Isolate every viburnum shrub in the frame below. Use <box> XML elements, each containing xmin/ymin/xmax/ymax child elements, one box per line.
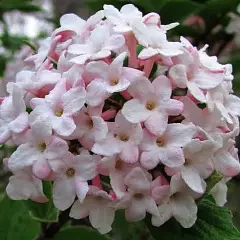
<box><xmin>1</xmin><ymin>3</ymin><xmax>240</xmax><ymax>235</ymax></box>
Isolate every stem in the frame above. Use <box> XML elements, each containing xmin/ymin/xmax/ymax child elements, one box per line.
<box><xmin>143</xmin><ymin>58</ymin><xmax>155</xmax><ymax>78</ymax></box>
<box><xmin>125</xmin><ymin>32</ymin><xmax>138</xmax><ymax>68</ymax></box>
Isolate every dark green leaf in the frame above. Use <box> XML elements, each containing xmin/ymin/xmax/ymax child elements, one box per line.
<box><xmin>25</xmin><ymin>181</ymin><xmax>59</xmax><ymax>223</ymax></box>
<box><xmin>0</xmin><ymin>3</ymin><xmax>42</xmax><ymax>12</ymax></box>
<box><xmin>53</xmin><ymin>226</ymin><xmax>111</xmax><ymax>240</ymax></box>
<box><xmin>0</xmin><ymin>55</ymin><xmax>6</xmax><ymax>77</ymax></box>
<box><xmin>205</xmin><ymin>171</ymin><xmax>223</xmax><ymax>193</ymax></box>
<box><xmin>112</xmin><ymin>210</ymin><xmax>153</xmax><ymax>240</ymax></box>
<box><xmin>145</xmin><ymin>197</ymin><xmax>240</xmax><ymax>240</ymax></box>
<box><xmin>0</xmin><ymin>195</ymin><xmax>40</xmax><ymax>240</ymax></box>
<box><xmin>158</xmin><ymin>0</ymin><xmax>201</xmax><ymax>23</ymax></box>
<box><xmin>198</xmin><ymin>0</ymin><xmax>240</xmax><ymax>23</ymax></box>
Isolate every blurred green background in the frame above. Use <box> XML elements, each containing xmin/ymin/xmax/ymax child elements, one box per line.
<box><xmin>0</xmin><ymin>0</ymin><xmax>240</xmax><ymax>237</ymax></box>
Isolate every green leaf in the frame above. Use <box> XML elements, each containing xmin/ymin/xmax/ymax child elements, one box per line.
<box><xmin>0</xmin><ymin>195</ymin><xmax>40</xmax><ymax>240</ymax></box>
<box><xmin>25</xmin><ymin>181</ymin><xmax>59</xmax><ymax>223</ymax></box>
<box><xmin>145</xmin><ymin>197</ymin><xmax>240</xmax><ymax>240</ymax></box>
<box><xmin>158</xmin><ymin>0</ymin><xmax>201</xmax><ymax>23</ymax></box>
<box><xmin>198</xmin><ymin>0</ymin><xmax>240</xmax><ymax>22</ymax></box>
<box><xmin>0</xmin><ymin>55</ymin><xmax>6</xmax><ymax>77</ymax></box>
<box><xmin>112</xmin><ymin>210</ymin><xmax>153</xmax><ymax>240</ymax></box>
<box><xmin>0</xmin><ymin>2</ymin><xmax>42</xmax><ymax>12</ymax></box>
<box><xmin>53</xmin><ymin>226</ymin><xmax>111</xmax><ymax>240</ymax></box>
<box><xmin>205</xmin><ymin>171</ymin><xmax>223</xmax><ymax>193</ymax></box>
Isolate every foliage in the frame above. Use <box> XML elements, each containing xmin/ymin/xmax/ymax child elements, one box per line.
<box><xmin>144</xmin><ymin>197</ymin><xmax>240</xmax><ymax>240</ymax></box>
<box><xmin>0</xmin><ymin>195</ymin><xmax>40</xmax><ymax>240</ymax></box>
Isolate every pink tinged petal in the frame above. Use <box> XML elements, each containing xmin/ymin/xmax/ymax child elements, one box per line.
<box><xmin>6</xmin><ymin>176</ymin><xmax>34</xmax><ymax>200</ymax></box>
<box><xmin>86</xmin><ymin>80</ymin><xmax>110</xmax><ymax>107</ymax></box>
<box><xmin>79</xmin><ymin>135</ymin><xmax>94</xmax><ymax>151</ymax></box>
<box><xmin>124</xmin><ymin>167</ymin><xmax>150</xmax><ymax>192</ymax></box>
<box><xmin>165</xmin><ymin>123</ymin><xmax>196</xmax><ymax>148</ymax></box>
<box><xmin>121</xmin><ymin>68</ymin><xmax>144</xmax><ymax>84</ymax></box>
<box><xmin>70</xmin><ymin>54</ymin><xmax>91</xmax><ymax>65</ymax></box>
<box><xmin>143</xmin><ymin>12</ymin><xmax>160</xmax><ymax>25</ymax></box>
<box><xmin>140</xmin><ymin>151</ymin><xmax>160</xmax><ymax>170</ymax></box>
<box><xmin>152</xmin><ymin>75</ymin><xmax>172</xmax><ymax>101</ymax></box>
<box><xmin>151</xmin><ymin>203</ymin><xmax>172</xmax><ymax>227</ymax></box>
<box><xmin>172</xmin><ymin>195</ymin><xmax>197</xmax><ymax>228</ymax></box>
<box><xmin>114</xmin><ymin>25</ymin><xmax>132</xmax><ymax>33</ymax></box>
<box><xmin>68</xmin><ymin>44</ymin><xmax>89</xmax><ymax>55</ymax></box>
<box><xmin>86</xmin><ymin>10</ymin><xmax>104</xmax><ymax>27</ymax></box>
<box><xmin>33</xmin><ymin>158</ymin><xmax>51</xmax><ymax>180</ymax></box>
<box><xmin>109</xmin><ymin>52</ymin><xmax>126</xmax><ymax>80</ymax></box>
<box><xmin>8</xmin><ymin>143</ymin><xmax>40</xmax><ymax>171</ymax></box>
<box><xmin>86</xmin><ymin>61</ymin><xmax>108</xmax><ymax>77</ymax></box>
<box><xmin>169</xmin><ymin>64</ymin><xmax>188</xmax><ymax>88</ymax></box>
<box><xmin>125</xmin><ymin>197</ymin><xmax>147</xmax><ymax>222</ymax></box>
<box><xmin>106</xmin><ymin>78</ymin><xmax>130</xmax><ymax>93</ymax></box>
<box><xmin>164</xmin><ymin>147</ymin><xmax>185</xmax><ymax>168</ymax></box>
<box><xmin>162</xmin><ymin>99</ymin><xmax>184</xmax><ymax>116</ymax></box>
<box><xmin>192</xmin><ymin>70</ymin><xmax>223</xmax><ymax>89</ymax></box>
<box><xmin>214</xmin><ymin>151</ymin><xmax>240</xmax><ymax>177</ymax></box>
<box><xmin>181</xmin><ymin>167</ymin><xmax>206</xmax><ymax>194</ymax></box>
<box><xmin>158</xmin><ymin>47</ymin><xmax>183</xmax><ymax>57</ymax></box>
<box><xmin>0</xmin><ymin>122</ymin><xmax>11</xmax><ymax>144</ymax></box>
<box><xmin>145</xmin><ymin>111</ymin><xmax>168</xmax><ymax>136</ymax></box>
<box><xmin>138</xmin><ymin>47</ymin><xmax>159</xmax><ymax>59</ymax></box>
<box><xmin>60</xmin><ymin>14</ymin><xmax>86</xmax><ymax>33</ymax></box>
<box><xmin>226</xmin><ymin>95</ymin><xmax>240</xmax><ymax>116</ymax></box>
<box><xmin>151</xmin><ymin>185</ymin><xmax>170</xmax><ymax>204</ymax></box>
<box><xmin>140</xmin><ymin>129</ymin><xmax>159</xmax><ymax>152</ymax></box>
<box><xmin>122</xmin><ymin>99</ymin><xmax>151</xmax><ymax>123</ymax></box>
<box><xmin>92</xmin><ymin>135</ymin><xmax>121</xmax><ymax>157</ymax></box>
<box><xmin>119</xmin><ymin>143</ymin><xmax>139</xmax><ymax>163</ymax></box>
<box><xmin>187</xmin><ymin>81</ymin><xmax>206</xmax><ymax>103</ymax></box>
<box><xmin>52</xmin><ymin>116</ymin><xmax>76</xmax><ymax>136</ymax></box>
<box><xmin>29</xmin><ymin>105</ymin><xmax>51</xmax><ymax>124</ymax></box>
<box><xmin>12</xmin><ymin>84</ymin><xmax>25</xmax><ymax>113</ymax></box>
<box><xmin>74</xmin><ymin>154</ymin><xmax>100</xmax><ymax>181</ymax></box>
<box><xmin>98</xmin><ymin>156</ymin><xmax>116</xmax><ymax>174</ymax></box>
<box><xmin>104</xmin><ymin>4</ymin><xmax>124</xmax><ymax>25</ymax></box>
<box><xmin>89</xmin><ymin>205</ymin><xmax>115</xmax><ymax>234</ymax></box>
<box><xmin>145</xmin><ymin>196</ymin><xmax>160</xmax><ymax>217</ymax></box>
<box><xmin>45</xmin><ymin>136</ymin><xmax>68</xmax><ymax>159</ymax></box>
<box><xmin>127</xmin><ymin>76</ymin><xmax>152</xmax><ymax>99</ymax></box>
<box><xmin>30</xmin><ymin>176</ymin><xmax>48</xmax><ymax>203</ymax></box>
<box><xmin>75</xmin><ymin>178</ymin><xmax>89</xmax><ymax>203</ymax></box>
<box><xmin>104</xmin><ymin>34</ymin><xmax>125</xmax><ymax>51</ymax></box>
<box><xmin>120</xmin><ymin>4</ymin><xmax>142</xmax><ymax>17</ymax></box>
<box><xmin>63</xmin><ymin>87</ymin><xmax>86</xmax><ymax>115</ymax></box>
<box><xmin>70</xmin><ymin>200</ymin><xmax>90</xmax><ymax>219</ymax></box>
<box><xmin>91</xmin><ymin>49</ymin><xmax>111</xmax><ymax>60</ymax></box>
<box><xmin>210</xmin><ymin>180</ymin><xmax>227</xmax><ymax>207</ymax></box>
<box><xmin>53</xmin><ymin>177</ymin><xmax>75</xmax><ymax>210</ymax></box>
<box><xmin>110</xmin><ymin>171</ymin><xmax>126</xmax><ymax>198</ymax></box>
<box><xmin>216</xmin><ymin>102</ymin><xmax>233</xmax><ymax>124</ymax></box>
<box><xmin>92</xmin><ymin>116</ymin><xmax>108</xmax><ymax>141</ymax></box>
<box><xmin>31</xmin><ymin>117</ymin><xmax>52</xmax><ymax>142</ymax></box>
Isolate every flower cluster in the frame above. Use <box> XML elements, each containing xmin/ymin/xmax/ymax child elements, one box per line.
<box><xmin>2</xmin><ymin>4</ymin><xmax>240</xmax><ymax>234</ymax></box>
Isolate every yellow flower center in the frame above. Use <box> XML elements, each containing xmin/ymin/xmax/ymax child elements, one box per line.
<box><xmin>88</xmin><ymin>119</ymin><xmax>93</xmax><ymax>129</ymax></box>
<box><xmin>119</xmin><ymin>134</ymin><xmax>129</xmax><ymax>142</ymax></box>
<box><xmin>66</xmin><ymin>168</ymin><xmax>75</xmax><ymax>177</ymax></box>
<box><xmin>115</xmin><ymin>158</ymin><xmax>124</xmax><ymax>170</ymax></box>
<box><xmin>38</xmin><ymin>142</ymin><xmax>46</xmax><ymax>152</ymax></box>
<box><xmin>156</xmin><ymin>136</ymin><xmax>164</xmax><ymax>147</ymax></box>
<box><xmin>110</xmin><ymin>78</ymin><xmax>119</xmax><ymax>86</ymax></box>
<box><xmin>55</xmin><ymin>109</ymin><xmax>63</xmax><ymax>117</ymax></box>
<box><xmin>146</xmin><ymin>101</ymin><xmax>156</xmax><ymax>111</ymax></box>
<box><xmin>133</xmin><ymin>193</ymin><xmax>144</xmax><ymax>200</ymax></box>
